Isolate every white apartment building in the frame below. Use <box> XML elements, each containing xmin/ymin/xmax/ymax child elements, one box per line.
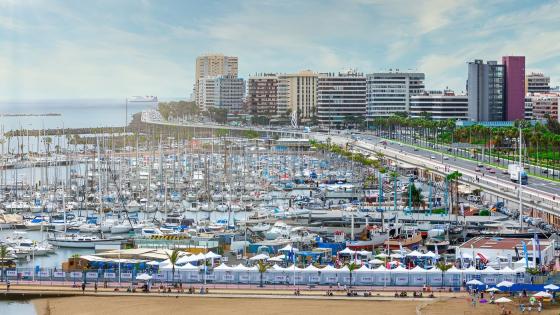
<box><xmin>366</xmin><ymin>71</ymin><xmax>425</xmax><ymax>119</ymax></box>
<box><xmin>410</xmin><ymin>90</ymin><xmax>469</xmax><ymax>121</ymax></box>
<box><xmin>194</xmin><ymin>54</ymin><xmax>238</xmax><ymax>107</ymax></box>
<box><xmin>317</xmin><ymin>70</ymin><xmax>366</xmax><ymax>127</ymax></box>
<box><xmin>197</xmin><ymin>75</ymin><xmax>245</xmax><ymax>112</ymax></box>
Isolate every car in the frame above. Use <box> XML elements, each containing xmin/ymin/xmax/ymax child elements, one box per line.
<box><xmin>430</xmin><ymin>156</ymin><xmax>436</xmax><ymax>159</ymax></box>
<box><xmin>447</xmin><ymin>148</ymin><xmax>452</xmax><ymax>152</ymax></box>
<box><xmin>475</xmin><ymin>167</ymin><xmax>481</xmax><ymax>172</ymax></box>
<box><xmin>489</xmin><ymin>169</ymin><xmax>496</xmax><ymax>174</ymax></box>
<box><xmin>478</xmin><ymin>163</ymin><xmax>484</xmax><ymax>168</ymax></box>
<box><xmin>443</xmin><ymin>156</ymin><xmax>449</xmax><ymax>160</ymax></box>
<box><xmin>413</xmin><ymin>148</ymin><xmax>419</xmax><ymax>151</ymax></box>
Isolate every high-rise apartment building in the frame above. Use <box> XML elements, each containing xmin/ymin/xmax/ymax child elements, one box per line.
<box><xmin>277</xmin><ymin>70</ymin><xmax>318</xmax><ymax>120</ymax></box>
<box><xmin>525</xmin><ymin>97</ymin><xmax>533</xmax><ymax>120</ymax></box>
<box><xmin>247</xmin><ymin>74</ymin><xmax>278</xmax><ymax>116</ymax></box>
<box><xmin>317</xmin><ymin>70</ymin><xmax>366</xmax><ymax>127</ymax></box>
<box><xmin>502</xmin><ymin>56</ymin><xmax>525</xmax><ymax>121</ymax></box>
<box><xmin>467</xmin><ymin>60</ymin><xmax>505</xmax><ymax>121</ymax></box>
<box><xmin>410</xmin><ymin>90</ymin><xmax>469</xmax><ymax>121</ymax></box>
<box><xmin>366</xmin><ymin>71</ymin><xmax>425</xmax><ymax>119</ymax></box>
<box><xmin>526</xmin><ymin>72</ymin><xmax>551</xmax><ymax>94</ymax></box>
<box><xmin>194</xmin><ymin>54</ymin><xmax>238</xmax><ymax>107</ymax></box>
<box><xmin>197</xmin><ymin>75</ymin><xmax>245</xmax><ymax>112</ymax></box>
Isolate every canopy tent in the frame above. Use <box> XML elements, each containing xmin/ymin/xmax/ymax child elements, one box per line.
<box><xmin>486</xmin><ymin>287</ymin><xmax>501</xmax><ymax>292</ymax></box>
<box><xmin>544</xmin><ymin>284</ymin><xmax>560</xmax><ymax>290</ymax></box>
<box><xmin>466</xmin><ymin>279</ymin><xmax>484</xmax><ymax>286</ymax></box>
<box><xmin>533</xmin><ymin>291</ymin><xmax>553</xmax><ymax>298</ymax></box>
<box><xmin>495</xmin><ymin>297</ymin><xmax>512</xmax><ymax>303</ymax></box>
<box><xmin>213</xmin><ymin>263</ymin><xmax>232</xmax><ymax>271</ymax></box>
<box><xmin>232</xmin><ymin>263</ymin><xmax>250</xmax><ymax>271</ymax></box>
<box><xmin>146</xmin><ymin>261</ymin><xmax>160</xmax><ymax>266</ymax></box>
<box><xmin>496</xmin><ymin>281</ymin><xmax>514</xmax><ymax>288</ymax></box>
<box><xmin>421</xmin><ymin>251</ymin><xmax>438</xmax><ymax>259</ymax></box>
<box><xmin>406</xmin><ymin>250</ymin><xmax>423</xmax><ymax>257</ymax></box>
<box><xmin>375</xmin><ymin>253</ymin><xmax>389</xmax><ymax>259</ymax></box>
<box><xmin>320</xmin><ymin>265</ymin><xmax>339</xmax><ymax>273</ymax></box>
<box><xmin>369</xmin><ymin>259</ymin><xmax>385</xmax><ymax>265</ymax></box>
<box><xmin>390</xmin><ymin>253</ymin><xmax>403</xmax><ymax>259</ymax></box>
<box><xmin>249</xmin><ymin>253</ymin><xmax>270</xmax><ymax>261</ymax></box>
<box><xmin>136</xmin><ymin>273</ymin><xmax>152</xmax><ymax>281</ymax></box>
<box><xmin>411</xmin><ymin>266</ymin><xmax>426</xmax><ymax>272</ymax></box>
<box><xmin>279</xmin><ymin>244</ymin><xmax>299</xmax><ymax>252</ymax></box>
<box><xmin>338</xmin><ymin>247</ymin><xmax>356</xmax><ymax>255</ymax></box>
<box><xmin>204</xmin><ymin>251</ymin><xmax>222</xmax><ymax>259</ymax></box>
<box><xmin>267</xmin><ymin>255</ymin><xmax>286</xmax><ymax>262</ymax></box>
<box><xmin>271</xmin><ymin>264</ymin><xmax>285</xmax><ymax>271</ymax></box>
<box><xmin>355</xmin><ymin>265</ymin><xmax>372</xmax><ymax>273</ymax></box>
<box><xmin>302</xmin><ymin>264</ymin><xmax>321</xmax><ymax>272</ymax></box>
<box><xmin>176</xmin><ymin>263</ymin><xmax>199</xmax><ymax>271</ymax></box>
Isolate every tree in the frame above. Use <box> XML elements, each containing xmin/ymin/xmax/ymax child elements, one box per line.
<box><xmin>347</xmin><ymin>262</ymin><xmax>359</xmax><ymax>288</ymax></box>
<box><xmin>0</xmin><ymin>244</ymin><xmax>7</xmax><ymax>282</ymax></box>
<box><xmin>166</xmin><ymin>249</ymin><xmax>181</xmax><ymax>284</ymax></box>
<box><xmin>435</xmin><ymin>261</ymin><xmax>452</xmax><ymax>288</ymax></box>
<box><xmin>257</xmin><ymin>260</ymin><xmax>268</xmax><ymax>287</ymax></box>
<box><xmin>445</xmin><ymin>171</ymin><xmax>463</xmax><ymax>214</ymax></box>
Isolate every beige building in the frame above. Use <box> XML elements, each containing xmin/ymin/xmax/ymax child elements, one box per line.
<box><xmin>194</xmin><ymin>54</ymin><xmax>238</xmax><ymax>107</ymax></box>
<box><xmin>277</xmin><ymin>70</ymin><xmax>318</xmax><ymax>121</ymax></box>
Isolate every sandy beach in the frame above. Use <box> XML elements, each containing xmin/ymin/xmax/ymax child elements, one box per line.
<box><xmin>31</xmin><ymin>295</ymin><xmax>560</xmax><ymax>315</ymax></box>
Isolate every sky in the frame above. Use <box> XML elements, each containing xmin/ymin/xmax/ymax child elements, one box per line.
<box><xmin>1</xmin><ymin>0</ymin><xmax>559</xmax><ymax>100</ymax></box>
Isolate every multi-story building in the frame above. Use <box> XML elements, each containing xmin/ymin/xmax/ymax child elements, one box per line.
<box><xmin>194</xmin><ymin>54</ymin><xmax>238</xmax><ymax>107</ymax></box>
<box><xmin>525</xmin><ymin>96</ymin><xmax>533</xmax><ymax>120</ymax></box>
<box><xmin>467</xmin><ymin>60</ymin><xmax>505</xmax><ymax>121</ymax></box>
<box><xmin>214</xmin><ymin>75</ymin><xmax>245</xmax><ymax>112</ymax></box>
<box><xmin>410</xmin><ymin>90</ymin><xmax>469</xmax><ymax>121</ymax></box>
<box><xmin>197</xmin><ymin>75</ymin><xmax>245</xmax><ymax>112</ymax></box>
<box><xmin>528</xmin><ymin>93</ymin><xmax>560</xmax><ymax>121</ymax></box>
<box><xmin>317</xmin><ymin>70</ymin><xmax>366</xmax><ymax>127</ymax></box>
<box><xmin>502</xmin><ymin>56</ymin><xmax>525</xmax><ymax>121</ymax></box>
<box><xmin>247</xmin><ymin>74</ymin><xmax>278</xmax><ymax>116</ymax></box>
<box><xmin>526</xmin><ymin>72</ymin><xmax>550</xmax><ymax>94</ymax></box>
<box><xmin>277</xmin><ymin>70</ymin><xmax>318</xmax><ymax>121</ymax></box>
<box><xmin>366</xmin><ymin>71</ymin><xmax>425</xmax><ymax>119</ymax></box>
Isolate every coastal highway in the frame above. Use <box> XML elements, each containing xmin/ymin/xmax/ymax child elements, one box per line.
<box><xmin>311</xmin><ymin>132</ymin><xmax>560</xmax><ymax>216</ymax></box>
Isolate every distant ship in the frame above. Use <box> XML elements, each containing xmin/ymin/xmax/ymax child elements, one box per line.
<box><xmin>127</xmin><ymin>96</ymin><xmax>158</xmax><ymax>102</ymax></box>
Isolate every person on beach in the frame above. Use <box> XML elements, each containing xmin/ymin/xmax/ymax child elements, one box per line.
<box><xmin>94</xmin><ymin>282</ymin><xmax>98</xmax><ymax>293</ymax></box>
<box><xmin>82</xmin><ymin>282</ymin><xmax>86</xmax><ymax>294</ymax></box>
<box><xmin>6</xmin><ymin>280</ymin><xmax>10</xmax><ymax>291</ymax></box>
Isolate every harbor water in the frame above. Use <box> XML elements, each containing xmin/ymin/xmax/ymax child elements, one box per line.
<box><xmin>0</xmin><ymin>300</ymin><xmax>37</xmax><ymax>315</ymax></box>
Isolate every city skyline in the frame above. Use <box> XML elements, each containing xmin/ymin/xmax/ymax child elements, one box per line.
<box><xmin>1</xmin><ymin>0</ymin><xmax>560</xmax><ymax>100</ymax></box>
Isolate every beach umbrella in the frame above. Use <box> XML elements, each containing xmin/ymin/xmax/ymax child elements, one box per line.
<box><xmin>544</xmin><ymin>284</ymin><xmax>560</xmax><ymax>291</ymax></box>
<box><xmin>249</xmin><ymin>253</ymin><xmax>270</xmax><ymax>261</ymax></box>
<box><xmin>375</xmin><ymin>253</ymin><xmax>389</xmax><ymax>259</ymax></box>
<box><xmin>136</xmin><ymin>273</ymin><xmax>152</xmax><ymax>281</ymax></box>
<box><xmin>495</xmin><ymin>297</ymin><xmax>512</xmax><ymax>304</ymax></box>
<box><xmin>486</xmin><ymin>287</ymin><xmax>501</xmax><ymax>292</ymax></box>
<box><xmin>533</xmin><ymin>291</ymin><xmax>552</xmax><ymax>298</ymax></box>
<box><xmin>496</xmin><ymin>281</ymin><xmax>514</xmax><ymax>288</ymax></box>
<box><xmin>466</xmin><ymin>279</ymin><xmax>484</xmax><ymax>286</ymax></box>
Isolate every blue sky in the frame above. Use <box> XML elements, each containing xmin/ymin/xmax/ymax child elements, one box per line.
<box><xmin>1</xmin><ymin>0</ymin><xmax>559</xmax><ymax>100</ymax></box>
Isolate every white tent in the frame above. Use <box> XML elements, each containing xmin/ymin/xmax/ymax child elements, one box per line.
<box><xmin>136</xmin><ymin>273</ymin><xmax>152</xmax><ymax>281</ymax></box>
<box><xmin>544</xmin><ymin>284</ymin><xmax>560</xmax><ymax>290</ymax></box>
<box><xmin>466</xmin><ymin>279</ymin><xmax>484</xmax><ymax>286</ymax></box>
<box><xmin>146</xmin><ymin>261</ymin><xmax>160</xmax><ymax>266</ymax></box>
<box><xmin>204</xmin><ymin>251</ymin><xmax>222</xmax><ymax>259</ymax></box>
<box><xmin>500</xmin><ymin>267</ymin><xmax>515</xmax><ymax>274</ymax></box>
<box><xmin>279</xmin><ymin>244</ymin><xmax>299</xmax><ymax>252</ymax></box>
<box><xmin>390</xmin><ymin>253</ymin><xmax>403</xmax><ymax>259</ymax></box>
<box><xmin>302</xmin><ymin>264</ymin><xmax>320</xmax><ymax>272</ymax></box>
<box><xmin>213</xmin><ymin>263</ymin><xmax>232</xmax><ymax>271</ymax></box>
<box><xmin>496</xmin><ymin>280</ymin><xmax>514</xmax><ymax>288</ymax></box>
<box><xmin>284</xmin><ymin>264</ymin><xmax>302</xmax><ymax>271</ymax></box>
<box><xmin>232</xmin><ymin>263</ymin><xmax>249</xmax><ymax>271</ymax></box>
<box><xmin>446</xmin><ymin>266</ymin><xmax>462</xmax><ymax>274</ymax></box>
<box><xmin>338</xmin><ymin>247</ymin><xmax>355</xmax><ymax>255</ymax></box>
<box><xmin>533</xmin><ymin>291</ymin><xmax>553</xmax><ymax>298</ymax></box>
<box><xmin>481</xmin><ymin>266</ymin><xmax>498</xmax><ymax>274</ymax></box>
<box><xmin>421</xmin><ymin>251</ymin><xmax>438</xmax><ymax>258</ymax></box>
<box><xmin>249</xmin><ymin>253</ymin><xmax>270</xmax><ymax>261</ymax></box>
<box><xmin>267</xmin><ymin>255</ymin><xmax>286</xmax><ymax>262</ymax></box>
<box><xmin>271</xmin><ymin>264</ymin><xmax>285</xmax><ymax>271</ymax></box>
<box><xmin>369</xmin><ymin>258</ymin><xmax>385</xmax><ymax>265</ymax></box>
<box><xmin>372</xmin><ymin>266</ymin><xmax>388</xmax><ymax>272</ymax></box>
<box><xmin>406</xmin><ymin>250</ymin><xmax>423</xmax><ymax>257</ymax></box>
<box><xmin>411</xmin><ymin>266</ymin><xmax>426</xmax><ymax>272</ymax></box>
<box><xmin>176</xmin><ymin>263</ymin><xmax>199</xmax><ymax>271</ymax></box>
<box><xmin>495</xmin><ymin>297</ymin><xmax>512</xmax><ymax>303</ymax></box>
<box><xmin>355</xmin><ymin>265</ymin><xmax>372</xmax><ymax>273</ymax></box>
<box><xmin>375</xmin><ymin>253</ymin><xmax>389</xmax><ymax>259</ymax></box>
<box><xmin>486</xmin><ymin>287</ymin><xmax>501</xmax><ymax>292</ymax></box>
<box><xmin>320</xmin><ymin>265</ymin><xmax>339</xmax><ymax>273</ymax></box>
<box><xmin>358</xmin><ymin>250</ymin><xmax>371</xmax><ymax>256</ymax></box>
<box><xmin>392</xmin><ymin>265</ymin><xmax>409</xmax><ymax>273</ymax></box>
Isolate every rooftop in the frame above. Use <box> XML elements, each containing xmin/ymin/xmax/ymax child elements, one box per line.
<box><xmin>459</xmin><ymin>236</ymin><xmax>551</xmax><ymax>251</ymax></box>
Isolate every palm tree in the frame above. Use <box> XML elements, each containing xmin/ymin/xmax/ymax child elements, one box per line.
<box><xmin>0</xmin><ymin>244</ymin><xmax>8</xmax><ymax>282</ymax></box>
<box><xmin>347</xmin><ymin>262</ymin><xmax>359</xmax><ymax>288</ymax></box>
<box><xmin>445</xmin><ymin>171</ymin><xmax>462</xmax><ymax>214</ymax></box>
<box><xmin>257</xmin><ymin>260</ymin><xmax>268</xmax><ymax>287</ymax></box>
<box><xmin>166</xmin><ymin>249</ymin><xmax>181</xmax><ymax>284</ymax></box>
<box><xmin>435</xmin><ymin>261</ymin><xmax>452</xmax><ymax>288</ymax></box>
